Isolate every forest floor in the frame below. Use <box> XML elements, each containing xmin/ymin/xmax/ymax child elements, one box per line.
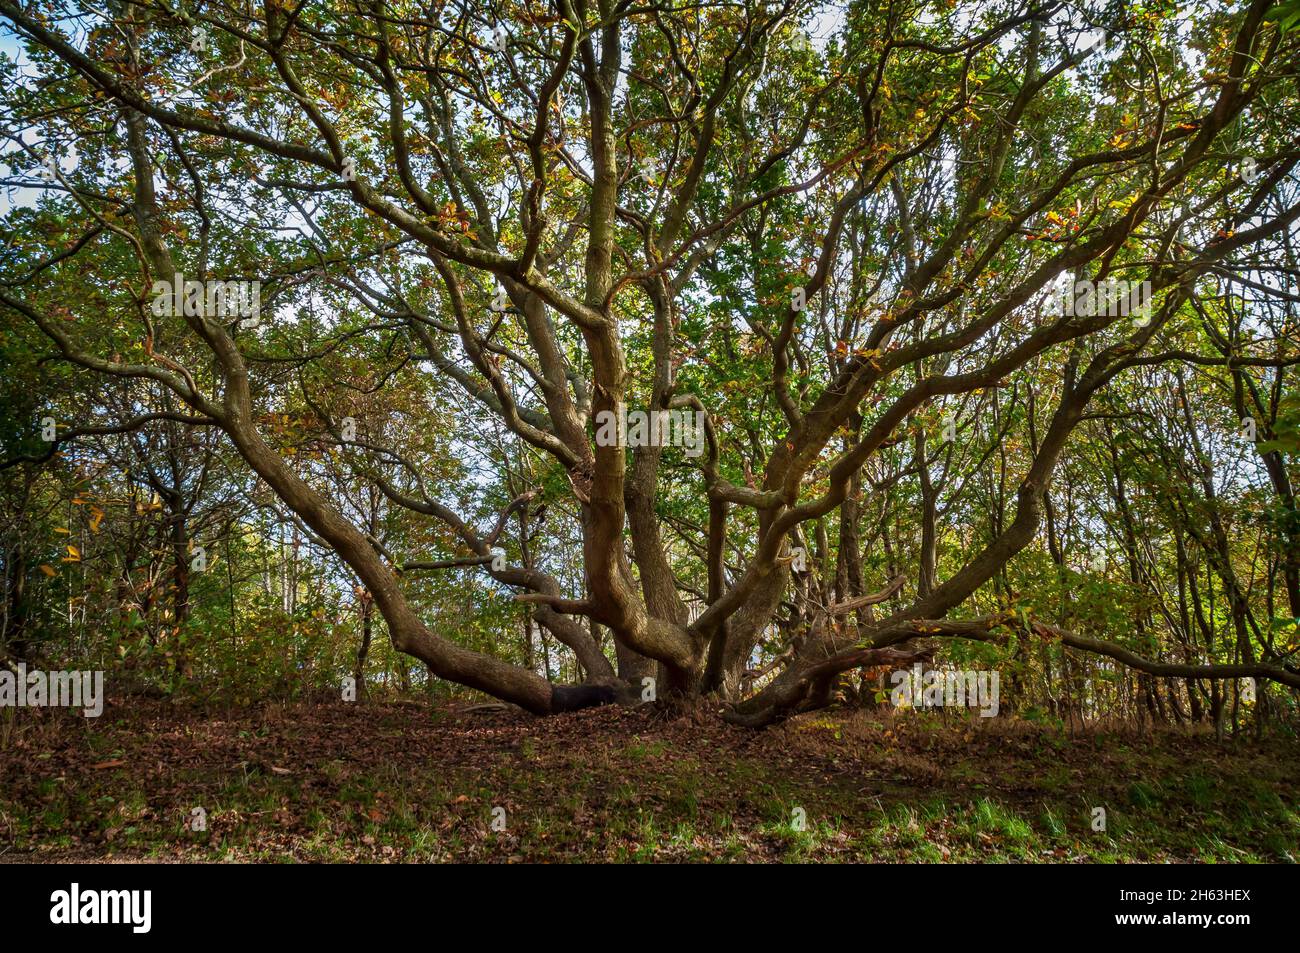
<box><xmin>1</xmin><ymin>699</ymin><xmax>1297</xmax><ymax>863</ymax></box>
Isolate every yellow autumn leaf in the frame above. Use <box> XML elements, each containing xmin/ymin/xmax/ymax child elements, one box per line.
<box><xmin>39</xmin><ymin>564</ymin><xmax>57</xmax><ymax>577</ymax></box>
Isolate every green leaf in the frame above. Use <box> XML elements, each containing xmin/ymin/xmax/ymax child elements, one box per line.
<box><xmin>1265</xmin><ymin>0</ymin><xmax>1300</xmax><ymax>32</ymax></box>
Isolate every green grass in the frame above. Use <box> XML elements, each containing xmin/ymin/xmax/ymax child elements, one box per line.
<box><xmin>3</xmin><ymin>702</ymin><xmax>1297</xmax><ymax>863</ymax></box>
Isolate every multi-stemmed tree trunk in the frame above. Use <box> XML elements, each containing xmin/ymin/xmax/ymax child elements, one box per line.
<box><xmin>2</xmin><ymin>0</ymin><xmax>1299</xmax><ymax>724</ymax></box>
